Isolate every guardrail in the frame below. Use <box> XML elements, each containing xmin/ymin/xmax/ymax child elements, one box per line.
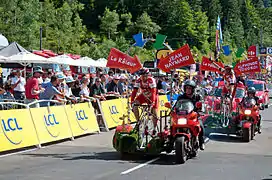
<box><xmin>0</xmin><ymin>95</ymin><xmax>170</xmax><ymax>154</ymax></box>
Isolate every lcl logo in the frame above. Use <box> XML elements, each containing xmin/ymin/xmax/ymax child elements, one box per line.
<box><xmin>75</xmin><ymin>110</ymin><xmax>89</xmax><ymax>131</ymax></box>
<box><xmin>76</xmin><ymin>110</ymin><xmax>88</xmax><ymax>120</ymax></box>
<box><xmin>44</xmin><ymin>114</ymin><xmax>60</xmax><ymax>138</ymax></box>
<box><xmin>44</xmin><ymin>114</ymin><xmax>59</xmax><ymax>126</ymax></box>
<box><xmin>109</xmin><ymin>106</ymin><xmax>119</xmax><ymax>114</ymax></box>
<box><xmin>1</xmin><ymin>118</ymin><xmax>23</xmax><ymax>145</ymax></box>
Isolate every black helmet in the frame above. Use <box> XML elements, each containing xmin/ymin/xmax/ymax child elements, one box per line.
<box><xmin>248</xmin><ymin>87</ymin><xmax>256</xmax><ymax>94</ymax></box>
<box><xmin>183</xmin><ymin>80</ymin><xmax>196</xmax><ymax>92</ymax></box>
<box><xmin>138</xmin><ymin>68</ymin><xmax>149</xmax><ymax>75</ymax></box>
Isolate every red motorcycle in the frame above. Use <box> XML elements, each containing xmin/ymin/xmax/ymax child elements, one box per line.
<box><xmin>236</xmin><ymin>97</ymin><xmax>261</xmax><ymax>142</ymax></box>
<box><xmin>165</xmin><ymin>100</ymin><xmax>202</xmax><ymax>164</ymax></box>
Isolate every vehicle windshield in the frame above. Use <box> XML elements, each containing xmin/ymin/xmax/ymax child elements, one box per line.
<box><xmin>250</xmin><ymin>83</ymin><xmax>264</xmax><ymax>91</ymax></box>
<box><xmin>174</xmin><ymin>100</ymin><xmax>194</xmax><ymax>114</ymax></box>
<box><xmin>213</xmin><ymin>88</ymin><xmax>222</xmax><ymax>97</ymax></box>
<box><xmin>243</xmin><ymin>97</ymin><xmax>256</xmax><ymax>108</ymax></box>
<box><xmin>267</xmin><ymin>83</ymin><xmax>272</xmax><ymax>90</ymax></box>
<box><xmin>213</xmin><ymin>87</ymin><xmax>245</xmax><ymax>98</ymax></box>
<box><xmin>236</xmin><ymin>88</ymin><xmax>245</xmax><ymax>98</ymax></box>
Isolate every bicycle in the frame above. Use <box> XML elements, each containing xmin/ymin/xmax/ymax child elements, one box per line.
<box><xmin>220</xmin><ymin>94</ymin><xmax>231</xmax><ymax>127</ymax></box>
<box><xmin>133</xmin><ymin>104</ymin><xmax>159</xmax><ymax>150</ymax></box>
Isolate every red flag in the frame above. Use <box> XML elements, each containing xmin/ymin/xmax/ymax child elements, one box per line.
<box><xmin>107</xmin><ymin>48</ymin><xmax>142</xmax><ymax>73</ymax></box>
<box><xmin>234</xmin><ymin>57</ymin><xmax>261</xmax><ymax>75</ymax></box>
<box><xmin>200</xmin><ymin>56</ymin><xmax>224</xmax><ymax>73</ymax></box>
<box><xmin>247</xmin><ymin>45</ymin><xmax>257</xmax><ymax>58</ymax></box>
<box><xmin>157</xmin><ymin>44</ymin><xmax>195</xmax><ymax>72</ymax></box>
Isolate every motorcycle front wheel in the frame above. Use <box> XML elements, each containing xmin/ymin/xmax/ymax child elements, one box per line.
<box><xmin>175</xmin><ymin>136</ymin><xmax>187</xmax><ymax>164</ymax></box>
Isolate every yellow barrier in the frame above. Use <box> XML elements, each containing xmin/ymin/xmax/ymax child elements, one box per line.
<box><xmin>100</xmin><ymin>98</ymin><xmax>130</xmax><ymax>129</ymax></box>
<box><xmin>0</xmin><ymin>109</ymin><xmax>39</xmax><ymax>152</ymax></box>
<box><xmin>101</xmin><ymin>96</ymin><xmax>170</xmax><ymax>129</ymax></box>
<box><xmin>30</xmin><ymin>106</ymin><xmax>72</xmax><ymax>144</ymax></box>
<box><xmin>65</xmin><ymin>103</ymin><xmax>99</xmax><ymax>137</ymax></box>
<box><xmin>158</xmin><ymin>95</ymin><xmax>170</xmax><ymax>113</ymax></box>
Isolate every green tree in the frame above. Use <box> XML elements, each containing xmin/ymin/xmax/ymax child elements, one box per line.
<box><xmin>201</xmin><ymin>0</ymin><xmax>222</xmax><ymax>25</ymax></box>
<box><xmin>99</xmin><ymin>8</ymin><xmax>121</xmax><ymax>39</ymax></box>
<box><xmin>130</xmin><ymin>12</ymin><xmax>161</xmax><ymax>37</ymax></box>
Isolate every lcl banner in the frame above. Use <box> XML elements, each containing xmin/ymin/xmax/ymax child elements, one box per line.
<box><xmin>234</xmin><ymin>57</ymin><xmax>261</xmax><ymax>75</ymax></box>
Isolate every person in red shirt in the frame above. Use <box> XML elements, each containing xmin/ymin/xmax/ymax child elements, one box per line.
<box><xmin>131</xmin><ymin>68</ymin><xmax>159</xmax><ymax>135</ymax></box>
<box><xmin>25</xmin><ymin>66</ymin><xmax>44</xmax><ymax>108</ymax></box>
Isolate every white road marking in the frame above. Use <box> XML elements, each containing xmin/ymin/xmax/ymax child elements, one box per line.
<box><xmin>120</xmin><ymin>157</ymin><xmax>160</xmax><ymax>175</ymax></box>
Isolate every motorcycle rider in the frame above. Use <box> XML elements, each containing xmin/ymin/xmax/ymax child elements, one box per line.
<box><xmin>176</xmin><ymin>80</ymin><xmax>205</xmax><ymax>150</ymax></box>
<box><xmin>131</xmin><ymin>68</ymin><xmax>159</xmax><ymax>135</ymax></box>
<box><xmin>240</xmin><ymin>87</ymin><xmax>262</xmax><ymax>133</ymax></box>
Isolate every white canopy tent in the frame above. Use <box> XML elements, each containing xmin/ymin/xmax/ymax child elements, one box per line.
<box><xmin>8</xmin><ymin>52</ymin><xmax>54</xmax><ymax>64</ymax></box>
<box><xmin>96</xmin><ymin>58</ymin><xmax>107</xmax><ymax>67</ymax></box>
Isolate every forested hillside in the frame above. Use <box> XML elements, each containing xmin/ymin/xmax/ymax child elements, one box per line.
<box><xmin>0</xmin><ymin>0</ymin><xmax>271</xmax><ymax>62</ymax></box>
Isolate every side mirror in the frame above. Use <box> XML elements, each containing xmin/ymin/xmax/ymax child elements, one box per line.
<box><xmin>164</xmin><ymin>102</ymin><xmax>171</xmax><ymax>109</ymax></box>
<box><xmin>196</xmin><ymin>102</ymin><xmax>202</xmax><ymax>109</ymax></box>
<box><xmin>235</xmin><ymin>99</ymin><xmax>240</xmax><ymax>103</ymax></box>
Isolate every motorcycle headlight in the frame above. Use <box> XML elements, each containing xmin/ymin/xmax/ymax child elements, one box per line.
<box><xmin>177</xmin><ymin>118</ymin><xmax>187</xmax><ymax>125</ymax></box>
<box><xmin>244</xmin><ymin>109</ymin><xmax>251</xmax><ymax>115</ymax></box>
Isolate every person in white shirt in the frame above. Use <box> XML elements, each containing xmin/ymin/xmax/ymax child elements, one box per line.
<box><xmin>11</xmin><ymin>70</ymin><xmax>26</xmax><ymax>100</ymax></box>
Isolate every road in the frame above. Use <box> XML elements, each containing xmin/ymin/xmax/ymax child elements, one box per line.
<box><xmin>1</xmin><ymin>108</ymin><xmax>272</xmax><ymax>180</ymax></box>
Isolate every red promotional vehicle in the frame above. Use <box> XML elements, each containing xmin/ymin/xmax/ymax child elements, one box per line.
<box><xmin>205</xmin><ymin>81</ymin><xmax>245</xmax><ymax>114</ymax></box>
<box><xmin>246</xmin><ymin>80</ymin><xmax>269</xmax><ymax>109</ymax></box>
<box><xmin>164</xmin><ymin>100</ymin><xmax>205</xmax><ymax>164</ymax></box>
<box><xmin>236</xmin><ymin>97</ymin><xmax>261</xmax><ymax>142</ymax></box>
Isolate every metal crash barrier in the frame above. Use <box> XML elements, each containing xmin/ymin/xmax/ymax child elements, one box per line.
<box><xmin>0</xmin><ymin>95</ymin><xmax>170</xmax><ymax>153</ymax></box>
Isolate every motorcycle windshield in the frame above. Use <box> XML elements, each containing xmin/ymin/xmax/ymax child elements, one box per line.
<box><xmin>243</xmin><ymin>98</ymin><xmax>256</xmax><ymax>108</ymax></box>
<box><xmin>174</xmin><ymin>100</ymin><xmax>194</xmax><ymax>115</ymax></box>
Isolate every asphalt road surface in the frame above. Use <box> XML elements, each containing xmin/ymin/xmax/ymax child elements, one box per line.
<box><xmin>1</xmin><ymin>108</ymin><xmax>272</xmax><ymax>180</ymax></box>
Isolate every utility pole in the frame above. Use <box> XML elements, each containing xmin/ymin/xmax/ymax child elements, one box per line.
<box><xmin>39</xmin><ymin>27</ymin><xmax>42</xmax><ymax>50</ymax></box>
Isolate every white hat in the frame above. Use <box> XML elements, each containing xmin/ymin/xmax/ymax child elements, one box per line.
<box><xmin>120</xmin><ymin>74</ymin><xmax>127</xmax><ymax>80</ymax></box>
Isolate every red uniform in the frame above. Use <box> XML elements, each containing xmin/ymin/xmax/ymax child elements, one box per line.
<box><xmin>222</xmin><ymin>71</ymin><xmax>236</xmax><ymax>96</ymax></box>
<box><xmin>131</xmin><ymin>76</ymin><xmax>159</xmax><ymax>109</ymax></box>
<box><xmin>25</xmin><ymin>77</ymin><xmax>39</xmax><ymax>99</ymax></box>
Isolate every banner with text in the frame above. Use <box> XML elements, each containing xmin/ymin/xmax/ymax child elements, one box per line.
<box><xmin>157</xmin><ymin>44</ymin><xmax>195</xmax><ymax>72</ymax></box>
<box><xmin>0</xmin><ymin>109</ymin><xmax>39</xmax><ymax>152</ymax></box>
<box><xmin>200</xmin><ymin>56</ymin><xmax>224</xmax><ymax>73</ymax></box>
<box><xmin>30</xmin><ymin>106</ymin><xmax>72</xmax><ymax>144</ymax></box>
<box><xmin>234</xmin><ymin>57</ymin><xmax>261</xmax><ymax>75</ymax></box>
<box><xmin>65</xmin><ymin>103</ymin><xmax>99</xmax><ymax>137</ymax></box>
<box><xmin>107</xmin><ymin>48</ymin><xmax>142</xmax><ymax>73</ymax></box>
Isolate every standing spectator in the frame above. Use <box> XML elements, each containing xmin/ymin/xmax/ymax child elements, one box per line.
<box><xmin>39</xmin><ymin>75</ymin><xmax>65</xmax><ymax>107</ymax></box>
<box><xmin>0</xmin><ymin>73</ymin><xmax>3</xmax><ymax>88</ymax></box>
<box><xmin>108</xmin><ymin>70</ymin><xmax>114</xmax><ymax>77</ymax></box>
<box><xmin>56</xmin><ymin>72</ymin><xmax>66</xmax><ymax>93</ymax></box>
<box><xmin>107</xmin><ymin>75</ymin><xmax>120</xmax><ymax>95</ymax></box>
<box><xmin>80</xmin><ymin>77</ymin><xmax>95</xmax><ymax>102</ymax></box>
<box><xmin>64</xmin><ymin>76</ymin><xmax>77</xmax><ymax>103</ymax></box>
<box><xmin>71</xmin><ymin>79</ymin><xmax>81</xmax><ymax>97</ymax></box>
<box><xmin>118</xmin><ymin>74</ymin><xmax>128</xmax><ymax>95</ymax></box>
<box><xmin>25</xmin><ymin>66</ymin><xmax>44</xmax><ymax>108</ymax></box>
<box><xmin>44</xmin><ymin>72</ymin><xmax>53</xmax><ymax>83</ymax></box>
<box><xmin>100</xmin><ymin>74</ymin><xmax>107</xmax><ymax>92</ymax></box>
<box><xmin>90</xmin><ymin>78</ymin><xmax>106</xmax><ymax>101</ymax></box>
<box><xmin>128</xmin><ymin>78</ymin><xmax>136</xmax><ymax>90</ymax></box>
<box><xmin>11</xmin><ymin>70</ymin><xmax>26</xmax><ymax>100</ymax></box>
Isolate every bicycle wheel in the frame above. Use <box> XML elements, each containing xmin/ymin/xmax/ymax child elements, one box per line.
<box><xmin>139</xmin><ymin>114</ymin><xmax>154</xmax><ymax>149</ymax></box>
<box><xmin>222</xmin><ymin>103</ymin><xmax>230</xmax><ymax>127</ymax></box>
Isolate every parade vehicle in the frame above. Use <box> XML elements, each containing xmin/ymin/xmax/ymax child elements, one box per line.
<box><xmin>236</xmin><ymin>97</ymin><xmax>261</xmax><ymax>142</ymax></box>
<box><xmin>205</xmin><ymin>81</ymin><xmax>245</xmax><ymax>118</ymax></box>
<box><xmin>246</xmin><ymin>80</ymin><xmax>269</xmax><ymax>109</ymax></box>
<box><xmin>112</xmin><ymin>99</ymin><xmax>210</xmax><ymax>164</ymax></box>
